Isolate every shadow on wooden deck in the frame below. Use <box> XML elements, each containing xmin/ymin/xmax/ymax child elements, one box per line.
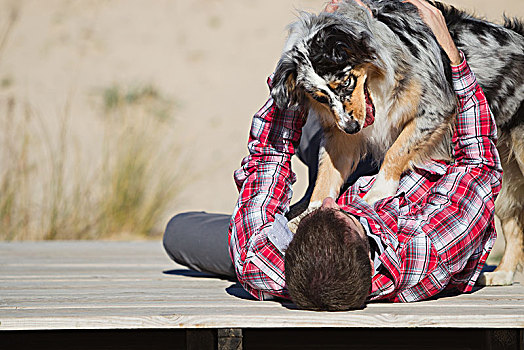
<box><xmin>1</xmin><ymin>241</ymin><xmax>522</xmax><ymax>350</ymax></box>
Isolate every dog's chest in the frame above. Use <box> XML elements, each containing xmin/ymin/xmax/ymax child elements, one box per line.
<box><xmin>360</xmin><ymin>107</ymin><xmax>399</xmax><ymax>156</ymax></box>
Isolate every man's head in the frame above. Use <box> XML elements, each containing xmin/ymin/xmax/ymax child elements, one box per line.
<box><xmin>284</xmin><ymin>198</ymin><xmax>372</xmax><ymax>310</ymax></box>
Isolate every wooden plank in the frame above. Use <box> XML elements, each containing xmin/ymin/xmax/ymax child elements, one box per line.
<box><xmin>1</xmin><ymin>242</ymin><xmax>523</xmax><ymax>331</ymax></box>
<box><xmin>1</xmin><ymin>285</ymin><xmax>522</xmax><ymax>304</ymax></box>
<box><xmin>1</xmin><ymin>312</ymin><xmax>523</xmax><ymax>330</ymax></box>
<box><xmin>1</xmin><ymin>284</ymin><xmax>521</xmax><ymax>302</ymax></box>
<box><xmin>1</xmin><ymin>302</ymin><xmax>522</xmax><ymax>316</ymax></box>
<box><xmin>2</xmin><ymin>301</ymin><xmax>522</xmax><ymax>311</ymax></box>
<box><xmin>218</xmin><ymin>329</ymin><xmax>242</xmax><ymax>350</ymax></box>
<box><xmin>1</xmin><ymin>284</ymin><xmax>522</xmax><ymax>305</ymax></box>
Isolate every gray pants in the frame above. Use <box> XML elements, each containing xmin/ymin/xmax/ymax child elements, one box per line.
<box><xmin>163</xmin><ymin>117</ymin><xmax>377</xmax><ymax>277</ymax></box>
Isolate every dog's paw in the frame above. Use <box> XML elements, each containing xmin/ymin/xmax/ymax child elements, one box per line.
<box><xmin>363</xmin><ymin>175</ymin><xmax>399</xmax><ymax>205</ymax></box>
<box><xmin>363</xmin><ymin>186</ymin><xmax>396</xmax><ymax>205</ymax></box>
<box><xmin>287</xmin><ymin>202</ymin><xmax>321</xmax><ymax>233</ymax></box>
<box><xmin>287</xmin><ymin>217</ymin><xmax>300</xmax><ymax>234</ymax></box>
<box><xmin>476</xmin><ymin>271</ymin><xmax>515</xmax><ymax>286</ymax></box>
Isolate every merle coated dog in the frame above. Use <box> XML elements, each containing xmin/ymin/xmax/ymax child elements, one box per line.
<box><xmin>271</xmin><ymin>0</ymin><xmax>524</xmax><ymax>286</ymax></box>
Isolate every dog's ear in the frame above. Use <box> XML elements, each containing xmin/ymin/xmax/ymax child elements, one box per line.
<box><xmin>311</xmin><ymin>24</ymin><xmax>376</xmax><ymax>74</ymax></box>
<box><xmin>327</xmin><ymin>25</ymin><xmax>376</xmax><ymax>63</ymax></box>
<box><xmin>271</xmin><ymin>52</ymin><xmax>299</xmax><ymax>110</ymax></box>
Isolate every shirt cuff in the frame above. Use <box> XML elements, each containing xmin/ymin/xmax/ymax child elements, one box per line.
<box><xmin>450</xmin><ymin>51</ymin><xmax>478</xmax><ymax>99</ymax></box>
<box><xmin>450</xmin><ymin>51</ymin><xmax>468</xmax><ymax>79</ymax></box>
<box><xmin>267</xmin><ymin>213</ymin><xmax>294</xmax><ymax>255</ymax></box>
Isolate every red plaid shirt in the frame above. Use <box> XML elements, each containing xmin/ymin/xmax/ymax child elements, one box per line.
<box><xmin>228</xmin><ymin>58</ymin><xmax>502</xmax><ymax>302</ymax></box>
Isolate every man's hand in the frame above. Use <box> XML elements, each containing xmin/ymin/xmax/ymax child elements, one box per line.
<box><xmin>324</xmin><ymin>0</ymin><xmax>342</xmax><ymax>13</ymax></box>
<box><xmin>323</xmin><ymin>0</ymin><xmax>461</xmax><ymax>65</ymax></box>
<box><xmin>403</xmin><ymin>0</ymin><xmax>462</xmax><ymax>65</ymax></box>
<box><xmin>324</xmin><ymin>0</ymin><xmax>372</xmax><ymax>15</ymax></box>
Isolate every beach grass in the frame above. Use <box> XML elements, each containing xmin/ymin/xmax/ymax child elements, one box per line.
<box><xmin>0</xmin><ymin>84</ymin><xmax>184</xmax><ymax>241</ymax></box>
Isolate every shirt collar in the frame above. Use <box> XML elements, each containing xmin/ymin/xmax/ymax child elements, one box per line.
<box><xmin>358</xmin><ymin>216</ymin><xmax>384</xmax><ymax>275</ymax></box>
<box><xmin>340</xmin><ymin>195</ymin><xmax>403</xmax><ymax>283</ymax></box>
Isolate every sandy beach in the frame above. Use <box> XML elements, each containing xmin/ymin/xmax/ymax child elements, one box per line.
<box><xmin>0</xmin><ymin>0</ymin><xmax>522</xmax><ymax>239</ymax></box>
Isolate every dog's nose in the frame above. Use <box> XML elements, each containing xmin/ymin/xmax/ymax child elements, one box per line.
<box><xmin>343</xmin><ymin>121</ymin><xmax>361</xmax><ymax>134</ymax></box>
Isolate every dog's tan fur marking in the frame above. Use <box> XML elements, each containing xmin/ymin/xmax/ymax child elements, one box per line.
<box><xmin>328</xmin><ymin>81</ymin><xmax>340</xmax><ymax>90</ymax></box>
<box><xmin>379</xmin><ymin>121</ymin><xmax>417</xmax><ymax>181</ymax></box>
<box><xmin>313</xmin><ymin>150</ymin><xmax>346</xmax><ymax>201</ymax></box>
<box><xmin>308</xmin><ymin>95</ymin><xmax>340</xmax><ymax>128</ymax></box>
<box><xmin>310</xmin><ymin>130</ymin><xmax>364</xmax><ymax>203</ymax></box>
<box><xmin>344</xmin><ymin>67</ymin><xmax>368</xmax><ymax>126</ymax></box>
<box><xmin>392</xmin><ymin>76</ymin><xmax>420</xmax><ymax>125</ymax></box>
<box><xmin>371</xmin><ymin>79</ymin><xmax>424</xmax><ymax>181</ymax></box>
<box><xmin>286</xmin><ymin>74</ymin><xmax>296</xmax><ymax>92</ymax></box>
<box><xmin>366</xmin><ymin>75</ymin><xmax>453</xmax><ymax>186</ymax></box>
<box><xmin>498</xmin><ymin>216</ymin><xmax>523</xmax><ymax>267</ymax></box>
<box><xmin>314</xmin><ymin>90</ymin><xmax>329</xmax><ymax>100</ymax></box>
<box><xmin>384</xmin><ymin>77</ymin><xmax>453</xmax><ymax>171</ymax></box>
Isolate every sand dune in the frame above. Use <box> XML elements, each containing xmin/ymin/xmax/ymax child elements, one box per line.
<box><xmin>0</xmin><ymin>0</ymin><xmax>522</xmax><ymax>237</ymax></box>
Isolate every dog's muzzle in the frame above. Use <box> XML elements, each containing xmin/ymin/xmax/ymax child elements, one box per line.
<box><xmin>343</xmin><ymin>120</ymin><xmax>361</xmax><ymax>134</ymax></box>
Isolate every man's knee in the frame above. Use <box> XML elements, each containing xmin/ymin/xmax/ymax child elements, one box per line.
<box><xmin>162</xmin><ymin>211</ymin><xmax>235</xmax><ymax>277</ymax></box>
<box><xmin>163</xmin><ymin>212</ymin><xmax>194</xmax><ymax>265</ymax></box>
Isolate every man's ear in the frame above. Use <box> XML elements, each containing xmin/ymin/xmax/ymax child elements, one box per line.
<box><xmin>271</xmin><ymin>52</ymin><xmax>298</xmax><ymax>110</ymax></box>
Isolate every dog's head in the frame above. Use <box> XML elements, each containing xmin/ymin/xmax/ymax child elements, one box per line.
<box><xmin>272</xmin><ymin>13</ymin><xmax>377</xmax><ymax>134</ymax></box>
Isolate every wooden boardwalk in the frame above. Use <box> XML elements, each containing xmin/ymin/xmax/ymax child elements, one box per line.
<box><xmin>1</xmin><ymin>241</ymin><xmax>523</xmax><ymax>349</ymax></box>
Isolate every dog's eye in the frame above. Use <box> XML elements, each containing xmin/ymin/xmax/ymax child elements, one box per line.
<box><xmin>341</xmin><ymin>77</ymin><xmax>354</xmax><ymax>89</ymax></box>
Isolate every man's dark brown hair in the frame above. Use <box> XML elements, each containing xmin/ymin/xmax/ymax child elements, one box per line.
<box><xmin>285</xmin><ymin>208</ymin><xmax>372</xmax><ymax>310</ymax></box>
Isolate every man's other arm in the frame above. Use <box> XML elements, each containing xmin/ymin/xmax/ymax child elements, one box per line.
<box><xmin>450</xmin><ymin>57</ymin><xmax>503</xmax><ymax>191</ymax></box>
<box><xmin>229</xmin><ymin>84</ymin><xmax>305</xmax><ymax>300</ymax></box>
<box><xmin>388</xmin><ymin>59</ymin><xmax>503</xmax><ymax>302</ymax></box>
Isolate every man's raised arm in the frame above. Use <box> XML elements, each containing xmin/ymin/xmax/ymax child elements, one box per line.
<box><xmin>228</xmin><ymin>80</ymin><xmax>305</xmax><ymax>300</ymax></box>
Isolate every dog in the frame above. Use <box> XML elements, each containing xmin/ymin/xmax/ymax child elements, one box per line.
<box><xmin>271</xmin><ymin>0</ymin><xmax>524</xmax><ymax>286</ymax></box>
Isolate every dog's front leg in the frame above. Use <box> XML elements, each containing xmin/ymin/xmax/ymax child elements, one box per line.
<box><xmin>288</xmin><ymin>131</ymin><xmax>360</xmax><ymax>233</ymax></box>
<box><xmin>363</xmin><ymin>121</ymin><xmax>418</xmax><ymax>204</ymax></box>
<box><xmin>310</xmin><ymin>142</ymin><xmax>356</xmax><ymax>206</ymax></box>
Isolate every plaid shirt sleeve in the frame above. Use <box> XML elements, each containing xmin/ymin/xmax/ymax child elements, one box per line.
<box><xmin>370</xmin><ymin>57</ymin><xmax>503</xmax><ymax>302</ymax></box>
<box><xmin>228</xmin><ymin>79</ymin><xmax>305</xmax><ymax>300</ymax></box>
<box><xmin>429</xmin><ymin>56</ymin><xmax>503</xmax><ymax>291</ymax></box>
